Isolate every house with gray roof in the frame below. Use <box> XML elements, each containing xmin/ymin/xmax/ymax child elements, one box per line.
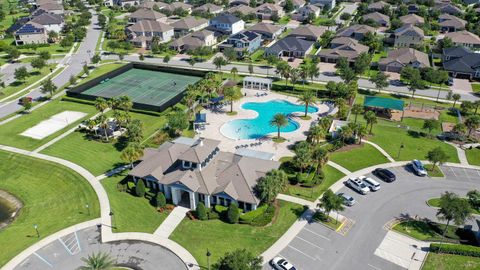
<box><xmin>170</xmin><ymin>30</ymin><xmax>215</xmax><ymax>52</ymax></box>
<box><xmin>218</xmin><ymin>30</ymin><xmax>262</xmax><ymax>56</ymax></box>
<box><xmin>378</xmin><ymin>48</ymin><xmax>430</xmax><ymax>73</ymax></box>
<box><xmin>14</xmin><ymin>21</ymin><xmax>48</xmax><ymax>45</ymax></box>
<box><xmin>310</xmin><ymin>0</ymin><xmax>336</xmax><ymax>9</ymax></box>
<box><xmin>171</xmin><ymin>16</ymin><xmax>209</xmax><ymax>37</ymax></box>
<box><xmin>126</xmin><ymin>20</ymin><xmax>174</xmax><ymax>48</ymax></box>
<box><xmin>318</xmin><ymin>37</ymin><xmax>369</xmax><ymax>63</ymax></box>
<box><xmin>362</xmin><ymin>12</ymin><xmax>390</xmax><ymax>27</ymax></box>
<box><xmin>393</xmin><ymin>24</ymin><xmax>424</xmax><ymax>47</ymax></box>
<box><xmin>228</xmin><ymin>0</ymin><xmax>249</xmax><ymax>7</ymax></box>
<box><xmin>129</xmin><ymin>137</ymin><xmax>280</xmax><ymax>211</ymax></box>
<box><xmin>438</xmin><ymin>14</ymin><xmax>466</xmax><ymax>32</ymax></box>
<box><xmin>399</xmin><ymin>14</ymin><xmax>424</xmax><ymax>26</ymax></box>
<box><xmin>30</xmin><ymin>12</ymin><xmax>64</xmax><ymax>33</ymax></box>
<box><xmin>164</xmin><ymin>2</ymin><xmax>192</xmax><ymax>13</ymax></box>
<box><xmin>265</xmin><ymin>36</ymin><xmax>315</xmax><ymax>58</ymax></box>
<box><xmin>227</xmin><ymin>5</ymin><xmax>256</xmax><ymax>17</ymax></box>
<box><xmin>128</xmin><ymin>8</ymin><xmax>166</xmax><ymax>23</ymax></box>
<box><xmin>193</xmin><ymin>3</ymin><xmax>224</xmax><ymax>15</ymax></box>
<box><xmin>336</xmin><ymin>24</ymin><xmax>375</xmax><ymax>41</ymax></box>
<box><xmin>291</xmin><ymin>4</ymin><xmax>320</xmax><ymax>22</ymax></box>
<box><xmin>138</xmin><ymin>1</ymin><xmax>168</xmax><ymax>10</ymax></box>
<box><xmin>288</xmin><ymin>25</ymin><xmax>326</xmax><ymax>41</ymax></box>
<box><xmin>209</xmin><ymin>14</ymin><xmax>245</xmax><ymax>35</ymax></box>
<box><xmin>444</xmin><ymin>30</ymin><xmax>480</xmax><ymax>49</ymax></box>
<box><xmin>256</xmin><ymin>3</ymin><xmax>285</xmax><ymax>20</ymax></box>
<box><xmin>442</xmin><ymin>46</ymin><xmax>480</xmax><ymax>79</ymax></box>
<box><xmin>248</xmin><ymin>22</ymin><xmax>284</xmax><ymax>40</ymax></box>
<box><xmin>436</xmin><ymin>3</ymin><xmax>463</xmax><ymax>16</ymax></box>
<box><xmin>367</xmin><ymin>1</ymin><xmax>388</xmax><ymax>12</ymax></box>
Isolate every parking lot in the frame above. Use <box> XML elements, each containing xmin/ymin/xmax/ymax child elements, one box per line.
<box><xmin>265</xmin><ymin>165</ymin><xmax>480</xmax><ymax>270</ymax></box>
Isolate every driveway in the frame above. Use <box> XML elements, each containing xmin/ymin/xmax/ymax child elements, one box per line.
<box><xmin>264</xmin><ymin>165</ymin><xmax>480</xmax><ymax>270</ymax></box>
<box><xmin>14</xmin><ymin>226</ymin><xmax>187</xmax><ymax>270</ymax></box>
<box><xmin>451</xmin><ymin>78</ymin><xmax>472</xmax><ymax>93</ymax></box>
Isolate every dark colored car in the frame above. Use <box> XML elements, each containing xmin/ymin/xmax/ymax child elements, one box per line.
<box><xmin>373</xmin><ymin>168</ymin><xmax>396</xmax><ymax>182</ymax></box>
<box><xmin>18</xmin><ymin>96</ymin><xmax>33</xmax><ymax>105</ymax></box>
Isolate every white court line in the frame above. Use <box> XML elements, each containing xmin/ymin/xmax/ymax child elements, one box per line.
<box><xmin>295</xmin><ymin>236</ymin><xmax>325</xmax><ymax>250</ymax></box>
<box><xmin>449</xmin><ymin>167</ymin><xmax>457</xmax><ymax>177</ymax></box>
<box><xmin>303</xmin><ymin>228</ymin><xmax>331</xmax><ymax>241</ymax></box>
<box><xmin>368</xmin><ymin>263</ymin><xmax>382</xmax><ymax>270</ymax></box>
<box><xmin>286</xmin><ymin>245</ymin><xmax>318</xmax><ymax>261</ymax></box>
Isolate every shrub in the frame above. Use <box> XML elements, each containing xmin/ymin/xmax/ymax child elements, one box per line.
<box><xmin>227</xmin><ymin>203</ymin><xmax>240</xmax><ymax>224</ymax></box>
<box><xmin>135</xmin><ymin>179</ymin><xmax>145</xmax><ymax>197</ymax></box>
<box><xmin>312</xmin><ymin>211</ymin><xmax>329</xmax><ymax>222</ymax></box>
<box><xmin>214</xmin><ymin>204</ymin><xmax>228</xmax><ymax>214</ymax></box>
<box><xmin>239</xmin><ymin>205</ymin><xmax>268</xmax><ymax>224</ymax></box>
<box><xmin>155</xmin><ymin>192</ymin><xmax>166</xmax><ymax>208</ymax></box>
<box><xmin>196</xmin><ymin>202</ymin><xmax>208</xmax><ymax>220</ymax></box>
<box><xmin>207</xmin><ymin>209</ymin><xmax>219</xmax><ymax>220</ymax></box>
<box><xmin>430</xmin><ymin>243</ymin><xmax>480</xmax><ymax>257</ymax></box>
<box><xmin>250</xmin><ymin>204</ymin><xmax>276</xmax><ymax>226</ymax></box>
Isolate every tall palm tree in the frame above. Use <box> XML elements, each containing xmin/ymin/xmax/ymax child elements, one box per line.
<box><xmin>312</xmin><ymin>147</ymin><xmax>329</xmax><ymax>174</ymax></box>
<box><xmin>121</xmin><ymin>143</ymin><xmax>144</xmax><ymax>169</ymax></box>
<box><xmin>351</xmin><ymin>104</ymin><xmax>364</xmax><ymax>123</ymax></box>
<box><xmin>290</xmin><ymin>68</ymin><xmax>300</xmax><ymax>93</ymax></box>
<box><xmin>364</xmin><ymin>111</ymin><xmax>377</xmax><ymax>134</ymax></box>
<box><xmin>230</xmin><ymin>67</ymin><xmax>238</xmax><ymax>81</ymax></box>
<box><xmin>96</xmin><ymin>114</ymin><xmax>110</xmax><ymax>142</ymax></box>
<box><xmin>298</xmin><ymin>90</ymin><xmax>316</xmax><ymax>117</ymax></box>
<box><xmin>299</xmin><ymin>64</ymin><xmax>309</xmax><ymax>90</ymax></box>
<box><xmin>308</xmin><ymin>125</ymin><xmax>324</xmax><ymax>145</ymax></box>
<box><xmin>118</xmin><ymin>95</ymin><xmax>133</xmax><ymax>113</ymax></box>
<box><xmin>86</xmin><ymin>119</ymin><xmax>97</xmax><ymax>137</ymax></box>
<box><xmin>79</xmin><ymin>252</ymin><xmax>115</xmax><ymax>270</ymax></box>
<box><xmin>356</xmin><ymin>124</ymin><xmax>367</xmax><ymax>144</ymax></box>
<box><xmin>94</xmin><ymin>97</ymin><xmax>109</xmax><ymax>114</ymax></box>
<box><xmin>270</xmin><ymin>113</ymin><xmax>288</xmax><ymax>139</ymax></box>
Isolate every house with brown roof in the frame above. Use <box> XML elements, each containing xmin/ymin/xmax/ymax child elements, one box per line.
<box><xmin>138</xmin><ymin>1</ymin><xmax>168</xmax><ymax>10</ymax></box>
<box><xmin>227</xmin><ymin>5</ymin><xmax>256</xmax><ymax>17</ymax></box>
<box><xmin>193</xmin><ymin>3</ymin><xmax>224</xmax><ymax>15</ymax></box>
<box><xmin>129</xmin><ymin>137</ymin><xmax>280</xmax><ymax>211</ymax></box>
<box><xmin>291</xmin><ymin>4</ymin><xmax>320</xmax><ymax>22</ymax></box>
<box><xmin>30</xmin><ymin>12</ymin><xmax>64</xmax><ymax>33</ymax></box>
<box><xmin>378</xmin><ymin>48</ymin><xmax>430</xmax><ymax>72</ymax></box>
<box><xmin>171</xmin><ymin>16</ymin><xmax>209</xmax><ymax>37</ymax></box>
<box><xmin>444</xmin><ymin>31</ymin><xmax>480</xmax><ymax>49</ymax></box>
<box><xmin>170</xmin><ymin>30</ymin><xmax>216</xmax><ymax>52</ymax></box>
<box><xmin>288</xmin><ymin>25</ymin><xmax>326</xmax><ymax>41</ymax></box>
<box><xmin>367</xmin><ymin>1</ymin><xmax>388</xmax><ymax>12</ymax></box>
<box><xmin>290</xmin><ymin>0</ymin><xmax>306</xmax><ymax>10</ymax></box>
<box><xmin>336</xmin><ymin>24</ymin><xmax>375</xmax><ymax>41</ymax></box>
<box><xmin>399</xmin><ymin>14</ymin><xmax>424</xmax><ymax>26</ymax></box>
<box><xmin>256</xmin><ymin>3</ymin><xmax>285</xmax><ymax>20</ymax></box>
<box><xmin>248</xmin><ymin>22</ymin><xmax>284</xmax><ymax>40</ymax></box>
<box><xmin>318</xmin><ymin>37</ymin><xmax>369</xmax><ymax>63</ymax></box>
<box><xmin>362</xmin><ymin>12</ymin><xmax>390</xmax><ymax>27</ymax></box>
<box><xmin>126</xmin><ymin>20</ymin><xmax>174</xmax><ymax>48</ymax></box>
<box><xmin>393</xmin><ymin>24</ymin><xmax>424</xmax><ymax>47</ymax></box>
<box><xmin>436</xmin><ymin>3</ymin><xmax>463</xmax><ymax>16</ymax></box>
<box><xmin>438</xmin><ymin>14</ymin><xmax>466</xmax><ymax>32</ymax></box>
<box><xmin>164</xmin><ymin>2</ymin><xmax>192</xmax><ymax>13</ymax></box>
<box><xmin>128</xmin><ymin>8</ymin><xmax>166</xmax><ymax>23</ymax></box>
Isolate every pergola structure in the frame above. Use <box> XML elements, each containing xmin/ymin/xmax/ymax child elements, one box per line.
<box><xmin>243</xmin><ymin>76</ymin><xmax>272</xmax><ymax>91</ymax></box>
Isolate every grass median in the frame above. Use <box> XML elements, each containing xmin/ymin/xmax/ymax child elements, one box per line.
<box><xmin>330</xmin><ymin>143</ymin><xmax>390</xmax><ymax>172</ymax></box>
<box><xmin>423</xmin><ymin>253</ymin><xmax>480</xmax><ymax>270</ymax></box>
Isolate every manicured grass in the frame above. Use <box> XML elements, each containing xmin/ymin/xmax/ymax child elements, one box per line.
<box><xmin>423</xmin><ymin>253</ymin><xmax>480</xmax><ymax>270</ymax></box>
<box><xmin>285</xmin><ymin>165</ymin><xmax>345</xmax><ymax>201</ymax></box>
<box><xmin>312</xmin><ymin>212</ymin><xmax>342</xmax><ymax>230</ymax></box>
<box><xmin>278</xmin><ymin>16</ymin><xmax>290</xmax><ymax>25</ymax></box>
<box><xmin>427</xmin><ymin>198</ymin><xmax>480</xmax><ymax>215</ymax></box>
<box><xmin>249</xmin><ymin>49</ymin><xmax>265</xmax><ymax>62</ymax></box>
<box><xmin>472</xmin><ymin>83</ymin><xmax>480</xmax><ymax>93</ymax></box>
<box><xmin>425</xmin><ymin>164</ymin><xmax>444</xmax><ymax>177</ymax></box>
<box><xmin>330</xmin><ymin>143</ymin><xmax>390</xmax><ymax>172</ymax></box>
<box><xmin>77</xmin><ymin>62</ymin><xmax>127</xmax><ymax>86</ymax></box>
<box><xmin>101</xmin><ymin>171</ymin><xmax>168</xmax><ymax>233</ymax></box>
<box><xmin>42</xmin><ymin>112</ymin><xmax>168</xmax><ymax>176</ymax></box>
<box><xmin>0</xmin><ymin>99</ymin><xmax>96</xmax><ymax>150</ymax></box>
<box><xmin>466</xmin><ymin>148</ymin><xmax>480</xmax><ymax>166</ymax></box>
<box><xmin>170</xmin><ymin>200</ymin><xmax>305</xmax><ymax>268</ymax></box>
<box><xmin>439</xmin><ymin>109</ymin><xmax>459</xmax><ymax>124</ymax></box>
<box><xmin>0</xmin><ymin>150</ymin><xmax>100</xmax><ymax>266</ymax></box>
<box><xmin>0</xmin><ymin>64</ymin><xmax>57</xmax><ymax>99</ymax></box>
<box><xmin>392</xmin><ymin>220</ymin><xmax>463</xmax><ymax>242</ymax></box>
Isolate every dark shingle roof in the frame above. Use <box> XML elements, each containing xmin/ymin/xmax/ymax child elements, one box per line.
<box><xmin>267</xmin><ymin>36</ymin><xmax>314</xmax><ymax>54</ymax></box>
<box><xmin>211</xmin><ymin>14</ymin><xmax>241</xmax><ymax>24</ymax></box>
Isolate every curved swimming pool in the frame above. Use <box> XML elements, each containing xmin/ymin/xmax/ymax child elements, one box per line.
<box><xmin>220</xmin><ymin>99</ymin><xmax>318</xmax><ymax>140</ymax></box>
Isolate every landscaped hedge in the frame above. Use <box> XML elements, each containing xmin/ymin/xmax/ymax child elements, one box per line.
<box><xmin>61</xmin><ymin>96</ymin><xmax>164</xmax><ymax>116</ymax></box>
<box><xmin>430</xmin><ymin>243</ymin><xmax>480</xmax><ymax>257</ymax></box>
<box><xmin>250</xmin><ymin>204</ymin><xmax>275</xmax><ymax>227</ymax></box>
<box><xmin>239</xmin><ymin>204</ymin><xmax>268</xmax><ymax>224</ymax></box>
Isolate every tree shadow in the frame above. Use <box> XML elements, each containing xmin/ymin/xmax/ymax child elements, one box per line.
<box><xmin>114</xmin><ymin>137</ymin><xmax>129</xmax><ymax>151</ymax></box>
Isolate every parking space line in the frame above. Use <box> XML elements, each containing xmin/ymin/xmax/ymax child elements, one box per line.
<box><xmin>286</xmin><ymin>245</ymin><xmax>319</xmax><ymax>261</ymax></box>
<box><xmin>295</xmin><ymin>236</ymin><xmax>325</xmax><ymax>250</ymax></box>
<box><xmin>368</xmin><ymin>263</ymin><xmax>382</xmax><ymax>270</ymax></box>
<box><xmin>33</xmin><ymin>252</ymin><xmax>53</xmax><ymax>268</ymax></box>
<box><xmin>449</xmin><ymin>167</ymin><xmax>457</xmax><ymax>177</ymax></box>
<box><xmin>303</xmin><ymin>228</ymin><xmax>331</xmax><ymax>241</ymax></box>
<box><xmin>463</xmin><ymin>168</ymin><xmax>473</xmax><ymax>182</ymax></box>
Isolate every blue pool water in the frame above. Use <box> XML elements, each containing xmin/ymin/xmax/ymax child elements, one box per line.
<box><xmin>220</xmin><ymin>99</ymin><xmax>318</xmax><ymax>140</ymax></box>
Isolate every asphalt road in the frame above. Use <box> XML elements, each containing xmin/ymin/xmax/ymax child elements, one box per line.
<box><xmin>13</xmin><ymin>226</ymin><xmax>187</xmax><ymax>270</ymax></box>
<box><xmin>264</xmin><ymin>165</ymin><xmax>480</xmax><ymax>270</ymax></box>
<box><xmin>0</xmin><ymin>9</ymin><xmax>101</xmax><ymax>119</ymax></box>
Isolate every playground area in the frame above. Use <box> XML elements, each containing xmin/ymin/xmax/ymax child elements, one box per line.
<box><xmin>391</xmin><ymin>105</ymin><xmax>440</xmax><ymax>121</ymax></box>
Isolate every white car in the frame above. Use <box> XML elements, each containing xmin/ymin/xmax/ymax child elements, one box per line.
<box><xmin>411</xmin><ymin>159</ymin><xmax>427</xmax><ymax>176</ymax></box>
<box><xmin>346</xmin><ymin>178</ymin><xmax>370</xmax><ymax>194</ymax></box>
<box><xmin>270</xmin><ymin>257</ymin><xmax>297</xmax><ymax>270</ymax></box>
<box><xmin>360</xmin><ymin>176</ymin><xmax>381</xmax><ymax>191</ymax></box>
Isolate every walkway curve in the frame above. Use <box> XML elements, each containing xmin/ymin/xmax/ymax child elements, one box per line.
<box><xmin>0</xmin><ymin>144</ymin><xmax>199</xmax><ymax>270</ymax></box>
<box><xmin>363</xmin><ymin>140</ymin><xmax>395</xmax><ymax>162</ymax></box>
<box><xmin>327</xmin><ymin>160</ymin><xmax>352</xmax><ymax>175</ymax></box>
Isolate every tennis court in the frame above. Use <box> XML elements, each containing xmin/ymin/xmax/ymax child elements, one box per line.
<box><xmin>82</xmin><ymin>68</ymin><xmax>201</xmax><ymax>108</ymax></box>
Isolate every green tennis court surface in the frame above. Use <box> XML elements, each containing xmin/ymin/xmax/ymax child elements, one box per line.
<box><xmin>82</xmin><ymin>68</ymin><xmax>201</xmax><ymax>107</ymax></box>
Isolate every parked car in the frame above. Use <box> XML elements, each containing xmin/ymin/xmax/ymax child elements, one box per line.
<box><xmin>373</xmin><ymin>168</ymin><xmax>396</xmax><ymax>182</ymax></box>
<box><xmin>345</xmin><ymin>178</ymin><xmax>370</xmax><ymax>194</ymax></box>
<box><xmin>18</xmin><ymin>96</ymin><xmax>32</xmax><ymax>105</ymax></box>
<box><xmin>447</xmin><ymin>77</ymin><xmax>454</xmax><ymax>86</ymax></box>
<box><xmin>339</xmin><ymin>193</ymin><xmax>356</xmax><ymax>206</ymax></box>
<box><xmin>359</xmin><ymin>176</ymin><xmax>380</xmax><ymax>191</ymax></box>
<box><xmin>270</xmin><ymin>257</ymin><xmax>296</xmax><ymax>270</ymax></box>
<box><xmin>411</xmin><ymin>159</ymin><xmax>427</xmax><ymax>176</ymax></box>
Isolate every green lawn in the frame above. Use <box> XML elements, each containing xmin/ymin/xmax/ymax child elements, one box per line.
<box><xmin>423</xmin><ymin>253</ymin><xmax>480</xmax><ymax>270</ymax></box>
<box><xmin>101</xmin><ymin>171</ymin><xmax>168</xmax><ymax>233</ymax></box>
<box><xmin>392</xmin><ymin>220</ymin><xmax>463</xmax><ymax>242</ymax></box>
<box><xmin>439</xmin><ymin>109</ymin><xmax>458</xmax><ymax>124</ymax></box>
<box><xmin>170</xmin><ymin>200</ymin><xmax>305</xmax><ymax>268</ymax></box>
<box><xmin>330</xmin><ymin>143</ymin><xmax>390</xmax><ymax>172</ymax></box>
<box><xmin>472</xmin><ymin>83</ymin><xmax>480</xmax><ymax>93</ymax></box>
<box><xmin>425</xmin><ymin>164</ymin><xmax>444</xmax><ymax>177</ymax></box>
<box><xmin>0</xmin><ymin>99</ymin><xmax>96</xmax><ymax>150</ymax></box>
<box><xmin>312</xmin><ymin>212</ymin><xmax>342</xmax><ymax>230</ymax></box>
<box><xmin>285</xmin><ymin>164</ymin><xmax>345</xmax><ymax>201</ymax></box>
<box><xmin>0</xmin><ymin>150</ymin><xmax>100</xmax><ymax>267</ymax></box>
<box><xmin>42</xmin><ymin>112</ymin><xmax>168</xmax><ymax>176</ymax></box>
<box><xmin>427</xmin><ymin>198</ymin><xmax>480</xmax><ymax>215</ymax></box>
<box><xmin>466</xmin><ymin>148</ymin><xmax>480</xmax><ymax>166</ymax></box>
<box><xmin>0</xmin><ymin>64</ymin><xmax>57</xmax><ymax>99</ymax></box>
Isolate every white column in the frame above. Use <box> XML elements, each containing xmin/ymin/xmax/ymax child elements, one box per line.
<box><xmin>242</xmin><ymin>202</ymin><xmax>246</xmax><ymax>212</ymax></box>
<box><xmin>189</xmin><ymin>191</ymin><xmax>196</xmax><ymax>210</ymax></box>
<box><xmin>205</xmin><ymin>195</ymin><xmax>211</xmax><ymax>208</ymax></box>
<box><xmin>171</xmin><ymin>187</ymin><xmax>179</xmax><ymax>205</ymax></box>
<box><xmin>252</xmin><ymin>204</ymin><xmax>257</xmax><ymax>210</ymax></box>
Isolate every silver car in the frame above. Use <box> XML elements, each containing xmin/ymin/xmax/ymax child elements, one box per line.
<box><xmin>339</xmin><ymin>193</ymin><xmax>356</xmax><ymax>206</ymax></box>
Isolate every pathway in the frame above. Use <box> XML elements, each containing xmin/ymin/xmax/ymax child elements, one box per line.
<box><xmin>326</xmin><ymin>160</ymin><xmax>352</xmax><ymax>175</ymax></box>
<box><xmin>446</xmin><ymin>141</ymin><xmax>469</xmax><ymax>166</ymax></box>
<box><xmin>154</xmin><ymin>206</ymin><xmax>190</xmax><ymax>239</ymax></box>
<box><xmin>364</xmin><ymin>140</ymin><xmax>396</xmax><ymax>162</ymax></box>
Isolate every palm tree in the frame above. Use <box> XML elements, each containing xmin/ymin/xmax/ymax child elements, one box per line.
<box><xmin>312</xmin><ymin>147</ymin><xmax>329</xmax><ymax>174</ymax></box>
<box><xmin>351</xmin><ymin>104</ymin><xmax>364</xmax><ymax>123</ymax></box>
<box><xmin>94</xmin><ymin>97</ymin><xmax>109</xmax><ymax>114</ymax></box>
<box><xmin>298</xmin><ymin>90</ymin><xmax>316</xmax><ymax>117</ymax></box>
<box><xmin>356</xmin><ymin>124</ymin><xmax>367</xmax><ymax>144</ymax></box>
<box><xmin>299</xmin><ymin>64</ymin><xmax>309</xmax><ymax>89</ymax></box>
<box><xmin>224</xmin><ymin>86</ymin><xmax>242</xmax><ymax>113</ymax></box>
<box><xmin>465</xmin><ymin>115</ymin><xmax>480</xmax><ymax>137</ymax></box>
<box><xmin>86</xmin><ymin>119</ymin><xmax>97</xmax><ymax>137</ymax></box>
<box><xmin>121</xmin><ymin>143</ymin><xmax>144</xmax><ymax>169</ymax></box>
<box><xmin>308</xmin><ymin>125</ymin><xmax>324</xmax><ymax>145</ymax></box>
<box><xmin>80</xmin><ymin>252</ymin><xmax>115</xmax><ymax>270</ymax></box>
<box><xmin>308</xmin><ymin>62</ymin><xmax>320</xmax><ymax>81</ymax></box>
<box><xmin>266</xmin><ymin>55</ymin><xmax>278</xmax><ymax>77</ymax></box>
<box><xmin>108</xmin><ymin>97</ymin><xmax>121</xmax><ymax>111</ymax></box>
<box><xmin>213</xmin><ymin>56</ymin><xmax>227</xmax><ymax>78</ymax></box>
<box><xmin>364</xmin><ymin>111</ymin><xmax>377</xmax><ymax>134</ymax></box>
<box><xmin>338</xmin><ymin>125</ymin><xmax>354</xmax><ymax>143</ymax></box>
<box><xmin>96</xmin><ymin>114</ymin><xmax>110</xmax><ymax>142</ymax></box>
<box><xmin>230</xmin><ymin>67</ymin><xmax>238</xmax><ymax>81</ymax></box>
<box><xmin>290</xmin><ymin>68</ymin><xmax>300</xmax><ymax>93</ymax></box>
<box><xmin>452</xmin><ymin>93</ymin><xmax>461</xmax><ymax>108</ymax></box>
<box><xmin>270</xmin><ymin>113</ymin><xmax>288</xmax><ymax>139</ymax></box>
<box><xmin>118</xmin><ymin>95</ymin><xmax>133</xmax><ymax>113</ymax></box>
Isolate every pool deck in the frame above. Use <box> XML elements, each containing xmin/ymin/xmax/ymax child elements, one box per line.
<box><xmin>198</xmin><ymin>88</ymin><xmax>331</xmax><ymax>160</ymax></box>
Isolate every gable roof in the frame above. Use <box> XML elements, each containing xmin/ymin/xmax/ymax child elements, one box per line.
<box><xmin>443</xmin><ymin>47</ymin><xmax>480</xmax><ymax>74</ymax></box>
<box><xmin>336</xmin><ymin>24</ymin><xmax>374</xmax><ymax>38</ymax></box>
<box><xmin>267</xmin><ymin>36</ymin><xmax>315</xmax><ymax>53</ymax></box>
<box><xmin>30</xmin><ymin>12</ymin><xmax>63</xmax><ymax>25</ymax></box>
<box><xmin>288</xmin><ymin>25</ymin><xmax>327</xmax><ymax>40</ymax></box>
<box><xmin>178</xmin><ymin>138</ymin><xmax>221</xmax><ymax>164</ymax></box>
<box><xmin>171</xmin><ymin>16</ymin><xmax>208</xmax><ymax>30</ymax></box>
<box><xmin>129</xmin><ymin>8</ymin><xmax>165</xmax><ymax>20</ymax></box>
<box><xmin>138</xmin><ymin>1</ymin><xmax>169</xmax><ymax>9</ymax></box>
<box><xmin>127</xmin><ymin>20</ymin><xmax>173</xmax><ymax>33</ymax></box>
<box><xmin>256</xmin><ymin>3</ymin><xmax>283</xmax><ymax>12</ymax></box>
<box><xmin>362</xmin><ymin>11</ymin><xmax>390</xmax><ymax>24</ymax></box>
<box><xmin>379</xmin><ymin>47</ymin><xmax>430</xmax><ymax>68</ymax></box>
<box><xmin>227</xmin><ymin>5</ymin><xmax>256</xmax><ymax>15</ymax></box>
<box><xmin>249</xmin><ymin>22</ymin><xmax>282</xmax><ymax>34</ymax></box>
<box><xmin>319</xmin><ymin>38</ymin><xmax>369</xmax><ymax>60</ymax></box>
<box><xmin>229</xmin><ymin>30</ymin><xmax>261</xmax><ymax>42</ymax></box>
<box><xmin>438</xmin><ymin>14</ymin><xmax>466</xmax><ymax>29</ymax></box>
<box><xmin>15</xmin><ymin>21</ymin><xmax>45</xmax><ymax>35</ymax></box>
<box><xmin>444</xmin><ymin>30</ymin><xmax>480</xmax><ymax>45</ymax></box>
<box><xmin>399</xmin><ymin>14</ymin><xmax>424</xmax><ymax>25</ymax></box>
<box><xmin>368</xmin><ymin>0</ymin><xmax>388</xmax><ymax>10</ymax></box>
<box><xmin>394</xmin><ymin>24</ymin><xmax>424</xmax><ymax>37</ymax></box>
<box><xmin>211</xmin><ymin>14</ymin><xmax>242</xmax><ymax>24</ymax></box>
<box><xmin>194</xmin><ymin>3</ymin><xmax>223</xmax><ymax>13</ymax></box>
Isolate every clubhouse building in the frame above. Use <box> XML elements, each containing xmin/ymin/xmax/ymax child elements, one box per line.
<box><xmin>129</xmin><ymin>137</ymin><xmax>280</xmax><ymax>212</ymax></box>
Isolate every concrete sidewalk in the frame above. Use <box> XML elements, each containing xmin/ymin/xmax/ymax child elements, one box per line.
<box><xmin>154</xmin><ymin>206</ymin><xmax>190</xmax><ymax>238</ymax></box>
<box><xmin>327</xmin><ymin>161</ymin><xmax>352</xmax><ymax>175</ymax></box>
<box><xmin>364</xmin><ymin>140</ymin><xmax>395</xmax><ymax>162</ymax></box>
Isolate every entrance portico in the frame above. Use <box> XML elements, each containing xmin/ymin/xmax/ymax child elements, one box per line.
<box><xmin>171</xmin><ymin>186</ymin><xmax>197</xmax><ymax>210</ymax></box>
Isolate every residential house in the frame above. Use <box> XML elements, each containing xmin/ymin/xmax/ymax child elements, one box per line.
<box><xmin>218</xmin><ymin>30</ymin><xmax>262</xmax><ymax>56</ymax></box>
<box><xmin>318</xmin><ymin>37</ymin><xmax>369</xmax><ymax>63</ymax></box>
<box><xmin>288</xmin><ymin>25</ymin><xmax>326</xmax><ymax>41</ymax></box>
<box><xmin>128</xmin><ymin>8</ymin><xmax>166</xmax><ymax>23</ymax></box>
<box><xmin>265</xmin><ymin>36</ymin><xmax>315</xmax><ymax>58</ymax></box>
<box><xmin>34</xmin><ymin>2</ymin><xmax>64</xmax><ymax>15</ymax></box>
<box><xmin>393</xmin><ymin>24</ymin><xmax>424</xmax><ymax>47</ymax></box>
<box><xmin>129</xmin><ymin>137</ymin><xmax>280</xmax><ymax>212</ymax></box>
<box><xmin>336</xmin><ymin>24</ymin><xmax>375</xmax><ymax>41</ymax></box>
<box><xmin>30</xmin><ymin>12</ymin><xmax>64</xmax><ymax>33</ymax></box>
<box><xmin>310</xmin><ymin>0</ymin><xmax>336</xmax><ymax>9</ymax></box>
<box><xmin>290</xmin><ymin>0</ymin><xmax>306</xmax><ymax>11</ymax></box>
<box><xmin>164</xmin><ymin>2</ymin><xmax>193</xmax><ymax>14</ymax></box>
<box><xmin>362</xmin><ymin>12</ymin><xmax>390</xmax><ymax>27</ymax></box>
<box><xmin>209</xmin><ymin>14</ymin><xmax>245</xmax><ymax>35</ymax></box>
<box><xmin>256</xmin><ymin>3</ymin><xmax>285</xmax><ymax>20</ymax></box>
<box><xmin>227</xmin><ymin>5</ymin><xmax>256</xmax><ymax>17</ymax></box>
<box><xmin>436</xmin><ymin>3</ymin><xmax>463</xmax><ymax>16</ymax></box>
<box><xmin>407</xmin><ymin>4</ymin><xmax>419</xmax><ymax>14</ymax></box>
<box><xmin>378</xmin><ymin>48</ymin><xmax>430</xmax><ymax>72</ymax></box>
<box><xmin>126</xmin><ymin>20</ymin><xmax>174</xmax><ymax>48</ymax></box>
<box><xmin>438</xmin><ymin>14</ymin><xmax>466</xmax><ymax>32</ymax></box>
<box><xmin>442</xmin><ymin>46</ymin><xmax>480</xmax><ymax>79</ymax></box>
<box><xmin>444</xmin><ymin>31</ymin><xmax>480</xmax><ymax>49</ymax></box>
<box><xmin>138</xmin><ymin>1</ymin><xmax>169</xmax><ymax>10</ymax></box>
<box><xmin>291</xmin><ymin>4</ymin><xmax>320</xmax><ymax>22</ymax></box>
<box><xmin>399</xmin><ymin>14</ymin><xmax>424</xmax><ymax>26</ymax></box>
<box><xmin>228</xmin><ymin>0</ymin><xmax>249</xmax><ymax>7</ymax></box>
<box><xmin>170</xmin><ymin>30</ymin><xmax>215</xmax><ymax>51</ymax></box>
<box><xmin>193</xmin><ymin>3</ymin><xmax>224</xmax><ymax>15</ymax></box>
<box><xmin>113</xmin><ymin>0</ymin><xmax>140</xmax><ymax>8</ymax></box>
<box><xmin>248</xmin><ymin>22</ymin><xmax>284</xmax><ymax>41</ymax></box>
<box><xmin>14</xmin><ymin>21</ymin><xmax>48</xmax><ymax>45</ymax></box>
<box><xmin>171</xmin><ymin>17</ymin><xmax>208</xmax><ymax>37</ymax></box>
<box><xmin>367</xmin><ymin>1</ymin><xmax>388</xmax><ymax>12</ymax></box>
